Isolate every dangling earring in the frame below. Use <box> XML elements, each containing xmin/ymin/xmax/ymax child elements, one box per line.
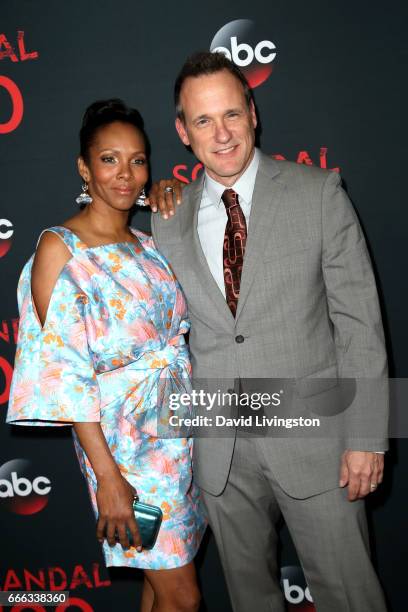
<box><xmin>76</xmin><ymin>182</ymin><xmax>93</xmax><ymax>205</ymax></box>
<box><xmin>135</xmin><ymin>187</ymin><xmax>147</xmax><ymax>207</ymax></box>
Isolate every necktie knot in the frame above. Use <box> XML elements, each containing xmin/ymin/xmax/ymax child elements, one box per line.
<box><xmin>222</xmin><ymin>189</ymin><xmax>239</xmax><ymax>210</ymax></box>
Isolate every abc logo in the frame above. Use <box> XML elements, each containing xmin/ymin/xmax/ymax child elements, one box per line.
<box><xmin>281</xmin><ymin>566</ymin><xmax>315</xmax><ymax>611</ymax></box>
<box><xmin>0</xmin><ymin>218</ymin><xmax>13</xmax><ymax>258</ymax></box>
<box><xmin>210</xmin><ymin>19</ymin><xmax>277</xmax><ymax>88</ymax></box>
<box><xmin>0</xmin><ymin>459</ymin><xmax>51</xmax><ymax>515</ymax></box>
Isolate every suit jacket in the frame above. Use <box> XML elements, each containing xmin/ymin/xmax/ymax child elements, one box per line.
<box><xmin>151</xmin><ymin>152</ymin><xmax>388</xmax><ymax>498</ymax></box>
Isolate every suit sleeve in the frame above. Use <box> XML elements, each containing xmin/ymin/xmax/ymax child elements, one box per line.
<box><xmin>150</xmin><ymin>212</ymin><xmax>160</xmax><ymax>250</ymax></box>
<box><xmin>321</xmin><ymin>171</ymin><xmax>388</xmax><ymax>451</ymax></box>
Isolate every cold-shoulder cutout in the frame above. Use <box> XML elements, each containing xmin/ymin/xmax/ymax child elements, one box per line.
<box><xmin>31</xmin><ymin>230</ymin><xmax>73</xmax><ymax>327</ymax></box>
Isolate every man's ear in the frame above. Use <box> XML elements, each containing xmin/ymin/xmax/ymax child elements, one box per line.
<box><xmin>249</xmin><ymin>100</ymin><xmax>257</xmax><ymax>130</ymax></box>
<box><xmin>175</xmin><ymin>117</ymin><xmax>191</xmax><ymax>147</ymax></box>
<box><xmin>77</xmin><ymin>157</ymin><xmax>90</xmax><ymax>183</ymax></box>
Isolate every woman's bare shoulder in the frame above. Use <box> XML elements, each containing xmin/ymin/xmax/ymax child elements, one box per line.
<box><xmin>32</xmin><ymin>230</ymin><xmax>72</xmax><ymax>290</ymax></box>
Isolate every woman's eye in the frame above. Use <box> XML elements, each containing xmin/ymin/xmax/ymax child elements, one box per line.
<box><xmin>101</xmin><ymin>156</ymin><xmax>115</xmax><ymax>163</ymax></box>
<box><xmin>133</xmin><ymin>158</ymin><xmax>146</xmax><ymax>165</ymax></box>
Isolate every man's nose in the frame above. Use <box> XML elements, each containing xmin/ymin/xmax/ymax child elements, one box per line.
<box><xmin>214</xmin><ymin>120</ymin><xmax>232</xmax><ymax>143</ymax></box>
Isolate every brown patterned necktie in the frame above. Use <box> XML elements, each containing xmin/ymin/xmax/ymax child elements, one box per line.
<box><xmin>222</xmin><ymin>189</ymin><xmax>247</xmax><ymax>316</ymax></box>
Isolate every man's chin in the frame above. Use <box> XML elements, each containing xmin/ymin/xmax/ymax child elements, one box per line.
<box><xmin>207</xmin><ymin>149</ymin><xmax>255</xmax><ymax>181</ymax></box>
<box><xmin>209</xmin><ymin>161</ymin><xmax>245</xmax><ymax>180</ymax></box>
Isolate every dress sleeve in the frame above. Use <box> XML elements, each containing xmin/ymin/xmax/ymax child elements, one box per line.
<box><xmin>7</xmin><ymin>260</ymin><xmax>100</xmax><ymax>426</ymax></box>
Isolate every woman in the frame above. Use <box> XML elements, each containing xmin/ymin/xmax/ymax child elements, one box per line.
<box><xmin>7</xmin><ymin>99</ymin><xmax>206</xmax><ymax>612</ymax></box>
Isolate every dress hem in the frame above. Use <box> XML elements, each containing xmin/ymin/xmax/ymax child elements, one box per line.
<box><xmin>103</xmin><ymin>525</ymin><xmax>207</xmax><ymax>570</ymax></box>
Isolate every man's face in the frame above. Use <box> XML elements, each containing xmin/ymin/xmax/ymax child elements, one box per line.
<box><xmin>175</xmin><ymin>70</ymin><xmax>257</xmax><ymax>186</ymax></box>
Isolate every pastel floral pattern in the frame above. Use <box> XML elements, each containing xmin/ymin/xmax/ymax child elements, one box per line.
<box><xmin>7</xmin><ymin>226</ymin><xmax>206</xmax><ymax>569</ymax></box>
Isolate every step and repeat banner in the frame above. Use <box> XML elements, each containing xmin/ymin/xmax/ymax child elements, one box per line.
<box><xmin>1</xmin><ymin>1</ymin><xmax>407</xmax><ymax>611</ymax></box>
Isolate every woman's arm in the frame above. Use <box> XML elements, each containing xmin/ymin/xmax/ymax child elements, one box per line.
<box><xmin>31</xmin><ymin>234</ymin><xmax>141</xmax><ymax>550</ymax></box>
<box><xmin>73</xmin><ymin>422</ymin><xmax>141</xmax><ymax>550</ymax></box>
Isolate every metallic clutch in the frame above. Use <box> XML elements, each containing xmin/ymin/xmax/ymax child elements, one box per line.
<box><xmin>130</xmin><ymin>495</ymin><xmax>163</xmax><ymax>550</ymax></box>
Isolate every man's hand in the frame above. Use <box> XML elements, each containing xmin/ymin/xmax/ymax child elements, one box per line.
<box><xmin>146</xmin><ymin>178</ymin><xmax>184</xmax><ymax>219</ymax></box>
<box><xmin>339</xmin><ymin>450</ymin><xmax>384</xmax><ymax>501</ymax></box>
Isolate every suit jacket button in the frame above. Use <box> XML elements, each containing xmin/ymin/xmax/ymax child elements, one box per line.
<box><xmin>235</xmin><ymin>335</ymin><xmax>245</xmax><ymax>343</ymax></box>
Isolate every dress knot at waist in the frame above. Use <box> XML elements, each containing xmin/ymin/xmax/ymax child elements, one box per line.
<box><xmin>142</xmin><ymin>335</ymin><xmax>188</xmax><ymax>371</ymax></box>
<box><xmin>95</xmin><ymin>334</ymin><xmax>189</xmax><ymax>374</ymax></box>
<box><xmin>99</xmin><ymin>336</ymin><xmax>192</xmax><ymax>439</ymax></box>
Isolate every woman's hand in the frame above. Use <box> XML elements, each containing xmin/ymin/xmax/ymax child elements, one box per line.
<box><xmin>71</xmin><ymin>422</ymin><xmax>142</xmax><ymax>551</ymax></box>
<box><xmin>146</xmin><ymin>178</ymin><xmax>184</xmax><ymax>218</ymax></box>
<box><xmin>96</xmin><ymin>473</ymin><xmax>142</xmax><ymax>551</ymax></box>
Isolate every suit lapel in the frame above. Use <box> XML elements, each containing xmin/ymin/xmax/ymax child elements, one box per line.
<box><xmin>182</xmin><ymin>174</ymin><xmax>235</xmax><ymax>327</ymax></box>
<box><xmin>236</xmin><ymin>154</ymin><xmax>284</xmax><ymax>320</ymax></box>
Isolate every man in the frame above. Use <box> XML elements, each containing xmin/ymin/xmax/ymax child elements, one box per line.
<box><xmin>150</xmin><ymin>52</ymin><xmax>388</xmax><ymax>611</ymax></box>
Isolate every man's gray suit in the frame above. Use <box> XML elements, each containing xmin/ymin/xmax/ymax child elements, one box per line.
<box><xmin>152</xmin><ymin>153</ymin><xmax>388</xmax><ymax>611</ymax></box>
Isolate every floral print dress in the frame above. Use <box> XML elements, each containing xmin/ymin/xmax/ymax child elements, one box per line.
<box><xmin>7</xmin><ymin>226</ymin><xmax>206</xmax><ymax>569</ymax></box>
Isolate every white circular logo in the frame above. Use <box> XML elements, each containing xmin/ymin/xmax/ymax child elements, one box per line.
<box><xmin>210</xmin><ymin>19</ymin><xmax>277</xmax><ymax>88</ymax></box>
<box><xmin>0</xmin><ymin>459</ymin><xmax>51</xmax><ymax>514</ymax></box>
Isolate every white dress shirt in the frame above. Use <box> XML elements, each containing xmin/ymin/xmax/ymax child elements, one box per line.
<box><xmin>197</xmin><ymin>148</ymin><xmax>260</xmax><ymax>297</ymax></box>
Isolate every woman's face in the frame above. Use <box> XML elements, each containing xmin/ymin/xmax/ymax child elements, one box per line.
<box><xmin>79</xmin><ymin>121</ymin><xmax>148</xmax><ymax>212</ymax></box>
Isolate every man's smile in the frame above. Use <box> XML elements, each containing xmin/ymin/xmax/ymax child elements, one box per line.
<box><xmin>214</xmin><ymin>145</ymin><xmax>239</xmax><ymax>155</ymax></box>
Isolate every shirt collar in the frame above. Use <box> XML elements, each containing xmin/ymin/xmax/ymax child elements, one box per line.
<box><xmin>204</xmin><ymin>148</ymin><xmax>260</xmax><ymax>208</ymax></box>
